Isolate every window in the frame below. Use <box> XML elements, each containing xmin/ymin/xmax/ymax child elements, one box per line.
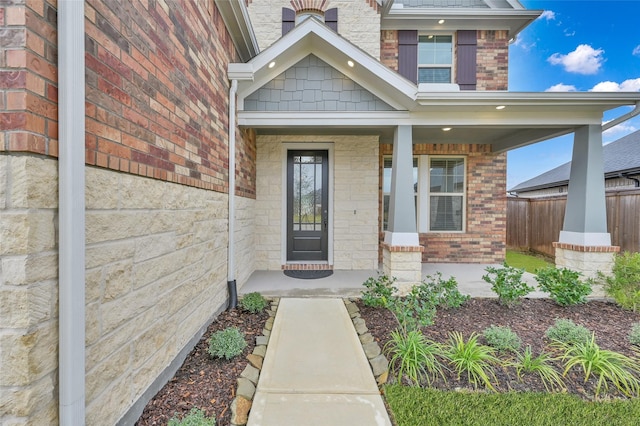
<box><xmin>383</xmin><ymin>155</ymin><xmax>466</xmax><ymax>233</ymax></box>
<box><xmin>418</xmin><ymin>35</ymin><xmax>453</xmax><ymax>84</ymax></box>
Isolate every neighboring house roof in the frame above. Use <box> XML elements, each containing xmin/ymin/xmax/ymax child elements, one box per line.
<box><xmin>510</xmin><ymin>130</ymin><xmax>640</xmax><ymax>193</ymax></box>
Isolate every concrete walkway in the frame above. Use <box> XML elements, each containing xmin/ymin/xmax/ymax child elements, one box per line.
<box><xmin>248</xmin><ymin>298</ymin><xmax>391</xmax><ymax>426</ymax></box>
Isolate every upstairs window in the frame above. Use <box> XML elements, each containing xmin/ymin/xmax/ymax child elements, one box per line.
<box><xmin>418</xmin><ymin>35</ymin><xmax>453</xmax><ymax>84</ymax></box>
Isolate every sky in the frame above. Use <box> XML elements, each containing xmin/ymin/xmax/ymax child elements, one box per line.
<box><xmin>506</xmin><ymin>0</ymin><xmax>640</xmax><ymax>189</ymax></box>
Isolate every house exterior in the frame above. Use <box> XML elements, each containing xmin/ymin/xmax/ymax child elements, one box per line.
<box><xmin>510</xmin><ymin>129</ymin><xmax>640</xmax><ymax>198</ymax></box>
<box><xmin>1</xmin><ymin>0</ymin><xmax>639</xmax><ymax>424</ymax></box>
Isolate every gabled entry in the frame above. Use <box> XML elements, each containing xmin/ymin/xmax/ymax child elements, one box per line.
<box><xmin>287</xmin><ymin>150</ymin><xmax>329</xmax><ymax>261</ymax></box>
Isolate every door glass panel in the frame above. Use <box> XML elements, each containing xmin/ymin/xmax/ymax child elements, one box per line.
<box><xmin>293</xmin><ymin>155</ymin><xmax>323</xmax><ymax>231</ymax></box>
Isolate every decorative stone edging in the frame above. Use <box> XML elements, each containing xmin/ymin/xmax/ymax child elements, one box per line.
<box><xmin>343</xmin><ymin>299</ymin><xmax>389</xmax><ymax>386</ymax></box>
<box><xmin>230</xmin><ymin>298</ymin><xmax>279</xmax><ymax>426</ymax></box>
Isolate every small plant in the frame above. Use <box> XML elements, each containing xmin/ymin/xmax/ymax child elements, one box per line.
<box><xmin>510</xmin><ymin>346</ymin><xmax>565</xmax><ymax>392</ymax></box>
<box><xmin>444</xmin><ymin>331</ymin><xmax>500</xmax><ymax>391</ymax></box>
<box><xmin>168</xmin><ymin>408</ymin><xmax>216</xmax><ymax>426</ymax></box>
<box><xmin>207</xmin><ymin>327</ymin><xmax>247</xmax><ymax>360</ymax></box>
<box><xmin>630</xmin><ymin>323</ymin><xmax>640</xmax><ymax>347</ymax></box>
<box><xmin>482</xmin><ymin>325</ymin><xmax>521</xmax><ymax>352</ymax></box>
<box><xmin>385</xmin><ymin>329</ymin><xmax>446</xmax><ymax>386</ymax></box>
<box><xmin>241</xmin><ymin>292</ymin><xmax>268</xmax><ymax>313</ymax></box>
<box><xmin>597</xmin><ymin>252</ymin><xmax>640</xmax><ymax>312</ymax></box>
<box><xmin>482</xmin><ymin>263</ymin><xmax>533</xmax><ymax>306</ymax></box>
<box><xmin>553</xmin><ymin>333</ymin><xmax>640</xmax><ymax>397</ymax></box>
<box><xmin>422</xmin><ymin>272</ymin><xmax>469</xmax><ymax>309</ymax></box>
<box><xmin>545</xmin><ymin>318</ymin><xmax>591</xmax><ymax>346</ymax></box>
<box><xmin>362</xmin><ymin>274</ymin><xmax>397</xmax><ymax>308</ymax></box>
<box><xmin>535</xmin><ymin>266</ymin><xmax>591</xmax><ymax>306</ymax></box>
<box><xmin>389</xmin><ymin>283</ymin><xmax>438</xmax><ymax>332</ymax></box>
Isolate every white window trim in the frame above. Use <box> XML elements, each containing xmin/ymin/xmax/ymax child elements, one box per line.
<box><xmin>422</xmin><ymin>155</ymin><xmax>466</xmax><ymax>233</ymax></box>
<box><xmin>417</xmin><ymin>32</ymin><xmax>455</xmax><ymax>84</ymax></box>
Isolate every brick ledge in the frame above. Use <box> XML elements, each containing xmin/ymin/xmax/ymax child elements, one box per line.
<box><xmin>382</xmin><ymin>243</ymin><xmax>425</xmax><ymax>253</ymax></box>
<box><xmin>552</xmin><ymin>242</ymin><xmax>620</xmax><ymax>253</ymax></box>
<box><xmin>282</xmin><ymin>264</ymin><xmax>333</xmax><ymax>271</ymax></box>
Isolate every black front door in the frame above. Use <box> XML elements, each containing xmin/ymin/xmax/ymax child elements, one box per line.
<box><xmin>287</xmin><ymin>150</ymin><xmax>329</xmax><ymax>261</ymax></box>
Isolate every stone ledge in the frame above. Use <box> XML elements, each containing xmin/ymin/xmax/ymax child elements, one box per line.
<box><xmin>552</xmin><ymin>242</ymin><xmax>620</xmax><ymax>253</ymax></box>
<box><xmin>343</xmin><ymin>299</ymin><xmax>389</xmax><ymax>386</ymax></box>
<box><xmin>230</xmin><ymin>298</ymin><xmax>279</xmax><ymax>426</ymax></box>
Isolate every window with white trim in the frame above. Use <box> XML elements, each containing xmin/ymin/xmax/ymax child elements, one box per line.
<box><xmin>383</xmin><ymin>155</ymin><xmax>466</xmax><ymax>232</ymax></box>
<box><xmin>418</xmin><ymin>34</ymin><xmax>453</xmax><ymax>84</ymax></box>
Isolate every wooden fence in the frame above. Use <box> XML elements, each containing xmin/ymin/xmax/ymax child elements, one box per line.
<box><xmin>507</xmin><ymin>189</ymin><xmax>640</xmax><ymax>258</ymax></box>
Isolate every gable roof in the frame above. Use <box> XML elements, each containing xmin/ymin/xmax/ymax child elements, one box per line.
<box><xmin>510</xmin><ymin>130</ymin><xmax>640</xmax><ymax>192</ymax></box>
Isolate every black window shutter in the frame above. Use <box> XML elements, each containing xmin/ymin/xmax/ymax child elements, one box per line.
<box><xmin>456</xmin><ymin>30</ymin><xmax>477</xmax><ymax>90</ymax></box>
<box><xmin>398</xmin><ymin>30</ymin><xmax>418</xmax><ymax>83</ymax></box>
<box><xmin>282</xmin><ymin>8</ymin><xmax>295</xmax><ymax>36</ymax></box>
<box><xmin>325</xmin><ymin>8</ymin><xmax>338</xmax><ymax>32</ymax></box>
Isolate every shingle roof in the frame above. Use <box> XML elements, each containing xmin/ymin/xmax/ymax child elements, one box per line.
<box><xmin>509</xmin><ymin>130</ymin><xmax>640</xmax><ymax>192</ymax></box>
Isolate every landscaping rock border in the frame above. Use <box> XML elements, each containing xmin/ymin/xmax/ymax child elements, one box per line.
<box><xmin>344</xmin><ymin>299</ymin><xmax>389</xmax><ymax>386</ymax></box>
<box><xmin>230</xmin><ymin>298</ymin><xmax>279</xmax><ymax>426</ymax></box>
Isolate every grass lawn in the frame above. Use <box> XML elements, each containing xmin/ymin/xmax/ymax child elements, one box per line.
<box><xmin>505</xmin><ymin>249</ymin><xmax>553</xmax><ymax>274</ymax></box>
<box><xmin>384</xmin><ymin>385</ymin><xmax>640</xmax><ymax>426</ymax></box>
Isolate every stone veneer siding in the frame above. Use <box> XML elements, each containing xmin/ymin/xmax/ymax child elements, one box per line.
<box><xmin>380</xmin><ymin>144</ymin><xmax>507</xmax><ymax>264</ymax></box>
<box><xmin>254</xmin><ymin>135</ymin><xmax>379</xmax><ymax>270</ymax></box>
<box><xmin>378</xmin><ymin>29</ymin><xmax>509</xmax><ymax>91</ymax></box>
<box><xmin>1</xmin><ymin>0</ymin><xmax>257</xmax><ymax>424</ymax></box>
<box><xmin>247</xmin><ymin>0</ymin><xmax>381</xmax><ymax>59</ymax></box>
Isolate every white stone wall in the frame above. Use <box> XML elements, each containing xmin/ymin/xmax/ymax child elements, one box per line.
<box><xmin>247</xmin><ymin>0</ymin><xmax>381</xmax><ymax>59</ymax></box>
<box><xmin>554</xmin><ymin>247</ymin><xmax>612</xmax><ymax>297</ymax></box>
<box><xmin>382</xmin><ymin>249</ymin><xmax>423</xmax><ymax>295</ymax></box>
<box><xmin>0</xmin><ymin>157</ymin><xmax>256</xmax><ymax>425</ymax></box>
<box><xmin>254</xmin><ymin>135</ymin><xmax>379</xmax><ymax>270</ymax></box>
<box><xmin>0</xmin><ymin>155</ymin><xmax>59</xmax><ymax>425</ymax></box>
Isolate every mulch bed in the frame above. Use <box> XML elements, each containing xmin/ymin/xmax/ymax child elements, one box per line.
<box><xmin>135</xmin><ymin>308</ymin><xmax>269</xmax><ymax>426</ymax></box>
<box><xmin>358</xmin><ymin>298</ymin><xmax>640</xmax><ymax>398</ymax></box>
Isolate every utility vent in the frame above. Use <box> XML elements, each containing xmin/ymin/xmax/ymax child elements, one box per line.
<box><xmin>282</xmin><ymin>1</ymin><xmax>338</xmax><ymax>34</ymax></box>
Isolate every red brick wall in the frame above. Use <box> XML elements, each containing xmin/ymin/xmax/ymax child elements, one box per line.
<box><xmin>477</xmin><ymin>30</ymin><xmax>509</xmax><ymax>91</ymax></box>
<box><xmin>380</xmin><ymin>144</ymin><xmax>507</xmax><ymax>263</ymax></box>
<box><xmin>1</xmin><ymin>0</ymin><xmax>256</xmax><ymax>198</ymax></box>
<box><xmin>0</xmin><ymin>0</ymin><xmax>58</xmax><ymax>156</ymax></box>
<box><xmin>380</xmin><ymin>30</ymin><xmax>398</xmax><ymax>71</ymax></box>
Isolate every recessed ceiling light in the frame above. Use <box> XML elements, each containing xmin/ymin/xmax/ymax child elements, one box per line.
<box><xmin>496</xmin><ymin>105</ymin><xmax>506</xmax><ymax>110</ymax></box>
<box><xmin>442</xmin><ymin>127</ymin><xmax>452</xmax><ymax>132</ymax></box>
<box><xmin>268</xmin><ymin>61</ymin><xmax>276</xmax><ymax>68</ymax></box>
<box><xmin>438</xmin><ymin>19</ymin><xmax>445</xmax><ymax>24</ymax></box>
<box><xmin>347</xmin><ymin>60</ymin><xmax>354</xmax><ymax>67</ymax></box>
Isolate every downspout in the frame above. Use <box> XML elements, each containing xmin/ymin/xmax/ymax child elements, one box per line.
<box><xmin>58</xmin><ymin>0</ymin><xmax>86</xmax><ymax>424</ymax></box>
<box><xmin>602</xmin><ymin>101</ymin><xmax>640</xmax><ymax>132</ymax></box>
<box><xmin>227</xmin><ymin>79</ymin><xmax>238</xmax><ymax>310</ymax></box>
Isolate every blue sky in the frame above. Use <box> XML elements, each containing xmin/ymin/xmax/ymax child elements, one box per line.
<box><xmin>507</xmin><ymin>0</ymin><xmax>640</xmax><ymax>189</ymax></box>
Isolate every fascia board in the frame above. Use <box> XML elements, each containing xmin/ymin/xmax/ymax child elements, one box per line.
<box><xmin>214</xmin><ymin>0</ymin><xmax>259</xmax><ymax>62</ymax></box>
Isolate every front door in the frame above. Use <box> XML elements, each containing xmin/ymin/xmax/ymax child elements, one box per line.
<box><xmin>287</xmin><ymin>150</ymin><xmax>329</xmax><ymax>261</ymax></box>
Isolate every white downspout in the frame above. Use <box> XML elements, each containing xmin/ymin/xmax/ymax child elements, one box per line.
<box><xmin>227</xmin><ymin>79</ymin><xmax>238</xmax><ymax>309</ymax></box>
<box><xmin>58</xmin><ymin>0</ymin><xmax>86</xmax><ymax>423</ymax></box>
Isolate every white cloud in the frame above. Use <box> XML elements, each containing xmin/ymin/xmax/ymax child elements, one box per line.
<box><xmin>545</xmin><ymin>83</ymin><xmax>578</xmax><ymax>92</ymax></box>
<box><xmin>603</xmin><ymin>121</ymin><xmax>638</xmax><ymax>140</ymax></box>
<box><xmin>564</xmin><ymin>29</ymin><xmax>575</xmax><ymax>37</ymax></box>
<box><xmin>590</xmin><ymin>78</ymin><xmax>640</xmax><ymax>92</ymax></box>
<box><xmin>634</xmin><ymin>45</ymin><xmax>640</xmax><ymax>56</ymax></box>
<box><xmin>540</xmin><ymin>10</ymin><xmax>556</xmax><ymax>21</ymax></box>
<box><xmin>548</xmin><ymin>44</ymin><xmax>605</xmax><ymax>75</ymax></box>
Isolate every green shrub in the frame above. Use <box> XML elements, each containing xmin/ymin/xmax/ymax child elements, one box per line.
<box><xmin>535</xmin><ymin>266</ymin><xmax>592</xmax><ymax>306</ymax></box>
<box><xmin>362</xmin><ymin>274</ymin><xmax>397</xmax><ymax>308</ymax></box>
<box><xmin>240</xmin><ymin>292</ymin><xmax>268</xmax><ymax>313</ymax></box>
<box><xmin>389</xmin><ymin>285</ymin><xmax>437</xmax><ymax>332</ymax></box>
<box><xmin>630</xmin><ymin>323</ymin><xmax>640</xmax><ymax>347</ymax></box>
<box><xmin>545</xmin><ymin>318</ymin><xmax>591</xmax><ymax>346</ymax></box>
<box><xmin>384</xmin><ymin>329</ymin><xmax>446</xmax><ymax>386</ymax></box>
<box><xmin>482</xmin><ymin>263</ymin><xmax>533</xmax><ymax>306</ymax></box>
<box><xmin>553</xmin><ymin>333</ymin><xmax>640</xmax><ymax>397</ymax></box>
<box><xmin>482</xmin><ymin>325</ymin><xmax>521</xmax><ymax>352</ymax></box>
<box><xmin>168</xmin><ymin>408</ymin><xmax>216</xmax><ymax>426</ymax></box>
<box><xmin>444</xmin><ymin>331</ymin><xmax>499</xmax><ymax>391</ymax></box>
<box><xmin>207</xmin><ymin>327</ymin><xmax>247</xmax><ymax>360</ymax></box>
<box><xmin>422</xmin><ymin>272</ymin><xmax>469</xmax><ymax>309</ymax></box>
<box><xmin>511</xmin><ymin>346</ymin><xmax>564</xmax><ymax>392</ymax></box>
<box><xmin>598</xmin><ymin>252</ymin><xmax>640</xmax><ymax>312</ymax></box>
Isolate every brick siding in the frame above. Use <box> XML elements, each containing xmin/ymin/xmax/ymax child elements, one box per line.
<box><xmin>380</xmin><ymin>30</ymin><xmax>398</xmax><ymax>71</ymax></box>
<box><xmin>476</xmin><ymin>30</ymin><xmax>509</xmax><ymax>91</ymax></box>
<box><xmin>380</xmin><ymin>143</ymin><xmax>507</xmax><ymax>263</ymax></box>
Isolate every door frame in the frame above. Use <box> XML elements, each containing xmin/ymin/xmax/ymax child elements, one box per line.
<box><xmin>281</xmin><ymin>142</ymin><xmax>334</xmax><ymax>265</ymax></box>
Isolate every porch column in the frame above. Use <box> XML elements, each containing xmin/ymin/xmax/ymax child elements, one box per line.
<box><xmin>383</xmin><ymin>125</ymin><xmax>423</xmax><ymax>292</ymax></box>
<box><xmin>554</xmin><ymin>125</ymin><xmax>619</xmax><ymax>282</ymax></box>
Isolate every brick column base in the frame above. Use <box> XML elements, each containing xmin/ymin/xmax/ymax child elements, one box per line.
<box><xmin>553</xmin><ymin>242</ymin><xmax>619</xmax><ymax>297</ymax></box>
<box><xmin>382</xmin><ymin>243</ymin><xmax>424</xmax><ymax>295</ymax></box>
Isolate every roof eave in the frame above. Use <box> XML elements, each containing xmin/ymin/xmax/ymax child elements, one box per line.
<box><xmin>215</xmin><ymin>0</ymin><xmax>259</xmax><ymax>62</ymax></box>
